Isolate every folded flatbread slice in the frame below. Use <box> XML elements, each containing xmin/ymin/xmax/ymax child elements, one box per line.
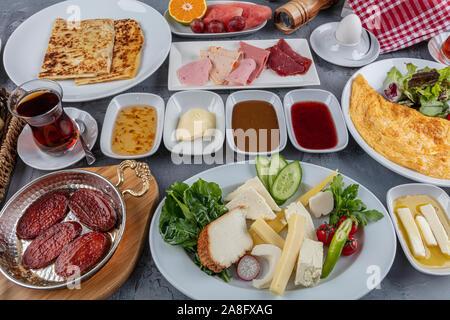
<box><xmin>75</xmin><ymin>19</ymin><xmax>144</xmax><ymax>85</ymax></box>
<box><xmin>39</xmin><ymin>18</ymin><xmax>115</xmax><ymax>79</ymax></box>
<box><xmin>200</xmin><ymin>46</ymin><xmax>241</xmax><ymax>85</ymax></box>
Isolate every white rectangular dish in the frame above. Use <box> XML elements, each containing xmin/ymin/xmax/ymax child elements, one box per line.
<box><xmin>168</xmin><ymin>38</ymin><xmax>320</xmax><ymax>91</ymax></box>
<box><xmin>100</xmin><ymin>93</ymin><xmax>164</xmax><ymax>159</ymax></box>
<box><xmin>163</xmin><ymin>90</ymin><xmax>225</xmax><ymax>156</ymax></box>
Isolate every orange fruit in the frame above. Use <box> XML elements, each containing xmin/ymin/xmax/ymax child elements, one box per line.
<box><xmin>168</xmin><ymin>0</ymin><xmax>207</xmax><ymax>25</ymax></box>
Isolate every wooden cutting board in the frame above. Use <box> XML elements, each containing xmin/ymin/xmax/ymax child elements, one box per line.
<box><xmin>0</xmin><ymin>162</ymin><xmax>159</xmax><ymax>300</ymax></box>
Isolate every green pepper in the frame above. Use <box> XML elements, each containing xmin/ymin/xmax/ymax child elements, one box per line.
<box><xmin>321</xmin><ymin>218</ymin><xmax>353</xmax><ymax>279</ymax></box>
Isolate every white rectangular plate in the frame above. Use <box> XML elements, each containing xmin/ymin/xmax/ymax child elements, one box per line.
<box><xmin>168</xmin><ymin>38</ymin><xmax>320</xmax><ymax>91</ymax></box>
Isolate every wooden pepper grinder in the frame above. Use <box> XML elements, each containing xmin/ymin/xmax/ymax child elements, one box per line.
<box><xmin>274</xmin><ymin>0</ymin><xmax>339</xmax><ymax>34</ymax></box>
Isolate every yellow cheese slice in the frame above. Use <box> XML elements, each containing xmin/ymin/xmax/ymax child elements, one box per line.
<box><xmin>270</xmin><ymin>214</ymin><xmax>306</xmax><ymax>296</ymax></box>
<box><xmin>250</xmin><ymin>218</ymin><xmax>285</xmax><ymax>250</ymax></box>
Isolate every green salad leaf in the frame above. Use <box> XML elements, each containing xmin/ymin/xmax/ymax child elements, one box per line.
<box><xmin>326</xmin><ymin>175</ymin><xmax>384</xmax><ymax>227</ymax></box>
<box><xmin>159</xmin><ymin>179</ymin><xmax>230</xmax><ymax>281</ymax></box>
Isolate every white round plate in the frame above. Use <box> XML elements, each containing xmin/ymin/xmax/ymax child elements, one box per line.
<box><xmin>310</xmin><ymin>22</ymin><xmax>380</xmax><ymax>67</ymax></box>
<box><xmin>149</xmin><ymin>161</ymin><xmax>396</xmax><ymax>300</ymax></box>
<box><xmin>386</xmin><ymin>183</ymin><xmax>450</xmax><ymax>276</ymax></box>
<box><xmin>3</xmin><ymin>0</ymin><xmax>171</xmax><ymax>102</ymax></box>
<box><xmin>341</xmin><ymin>58</ymin><xmax>450</xmax><ymax>187</ymax></box>
<box><xmin>428</xmin><ymin>31</ymin><xmax>449</xmax><ymax>65</ymax></box>
<box><xmin>17</xmin><ymin>107</ymin><xmax>98</xmax><ymax>170</ymax></box>
<box><xmin>164</xmin><ymin>1</ymin><xmax>267</xmax><ymax>38</ymax></box>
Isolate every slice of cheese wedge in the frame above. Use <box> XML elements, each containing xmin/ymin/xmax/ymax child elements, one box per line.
<box><xmin>270</xmin><ymin>214</ymin><xmax>305</xmax><ymax>296</ymax></box>
<box><xmin>397</xmin><ymin>207</ymin><xmax>426</xmax><ymax>258</ymax></box>
<box><xmin>420</xmin><ymin>204</ymin><xmax>450</xmax><ymax>255</ymax></box>
<box><xmin>225</xmin><ymin>187</ymin><xmax>276</xmax><ymax>220</ymax></box>
<box><xmin>284</xmin><ymin>202</ymin><xmax>317</xmax><ymax>241</ymax></box>
<box><xmin>250</xmin><ymin>218</ymin><xmax>285</xmax><ymax>249</ymax></box>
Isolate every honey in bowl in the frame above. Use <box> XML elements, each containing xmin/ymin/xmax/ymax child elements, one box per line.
<box><xmin>111</xmin><ymin>105</ymin><xmax>157</xmax><ymax>156</ymax></box>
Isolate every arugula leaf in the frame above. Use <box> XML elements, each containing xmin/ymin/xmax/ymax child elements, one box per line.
<box><xmin>159</xmin><ymin>178</ymin><xmax>231</xmax><ymax>282</ymax></box>
<box><xmin>326</xmin><ymin>175</ymin><xmax>384</xmax><ymax>227</ymax></box>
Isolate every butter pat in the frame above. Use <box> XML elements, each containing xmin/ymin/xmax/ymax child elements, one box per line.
<box><xmin>397</xmin><ymin>207</ymin><xmax>426</xmax><ymax>258</ymax></box>
<box><xmin>295</xmin><ymin>239</ymin><xmax>323</xmax><ymax>287</ymax></box>
<box><xmin>176</xmin><ymin>108</ymin><xmax>216</xmax><ymax>141</ymax></box>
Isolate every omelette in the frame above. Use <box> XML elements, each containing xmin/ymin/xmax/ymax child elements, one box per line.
<box><xmin>74</xmin><ymin>19</ymin><xmax>144</xmax><ymax>85</ymax></box>
<box><xmin>350</xmin><ymin>74</ymin><xmax>450</xmax><ymax>180</ymax></box>
<box><xmin>39</xmin><ymin>18</ymin><xmax>115</xmax><ymax>79</ymax></box>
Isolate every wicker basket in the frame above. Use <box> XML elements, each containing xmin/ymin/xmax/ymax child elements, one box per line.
<box><xmin>0</xmin><ymin>89</ymin><xmax>25</xmax><ymax>204</ymax></box>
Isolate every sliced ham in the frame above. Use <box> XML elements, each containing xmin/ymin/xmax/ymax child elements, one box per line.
<box><xmin>226</xmin><ymin>58</ymin><xmax>256</xmax><ymax>86</ymax></box>
<box><xmin>203</xmin><ymin>4</ymin><xmax>243</xmax><ymax>26</ymax></box>
<box><xmin>224</xmin><ymin>3</ymin><xmax>272</xmax><ymax>30</ymax></box>
<box><xmin>239</xmin><ymin>41</ymin><xmax>270</xmax><ymax>84</ymax></box>
<box><xmin>200</xmin><ymin>47</ymin><xmax>241</xmax><ymax>85</ymax></box>
<box><xmin>177</xmin><ymin>57</ymin><xmax>212</xmax><ymax>86</ymax></box>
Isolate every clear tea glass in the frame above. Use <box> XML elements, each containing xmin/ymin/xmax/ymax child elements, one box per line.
<box><xmin>8</xmin><ymin>79</ymin><xmax>79</xmax><ymax>155</ymax></box>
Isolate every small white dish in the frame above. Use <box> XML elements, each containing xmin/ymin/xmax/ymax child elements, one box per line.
<box><xmin>386</xmin><ymin>183</ymin><xmax>450</xmax><ymax>276</ymax></box>
<box><xmin>100</xmin><ymin>93</ymin><xmax>164</xmax><ymax>159</ymax></box>
<box><xmin>163</xmin><ymin>90</ymin><xmax>225</xmax><ymax>156</ymax></box>
<box><xmin>164</xmin><ymin>1</ymin><xmax>267</xmax><ymax>38</ymax></box>
<box><xmin>17</xmin><ymin>107</ymin><xmax>98</xmax><ymax>171</ymax></box>
<box><xmin>310</xmin><ymin>22</ymin><xmax>380</xmax><ymax>67</ymax></box>
<box><xmin>428</xmin><ymin>31</ymin><xmax>449</xmax><ymax>65</ymax></box>
<box><xmin>284</xmin><ymin>89</ymin><xmax>348</xmax><ymax>153</ymax></box>
<box><xmin>225</xmin><ymin>90</ymin><xmax>287</xmax><ymax>156</ymax></box>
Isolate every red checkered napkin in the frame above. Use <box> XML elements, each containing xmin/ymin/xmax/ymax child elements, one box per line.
<box><xmin>347</xmin><ymin>0</ymin><xmax>450</xmax><ymax>54</ymax></box>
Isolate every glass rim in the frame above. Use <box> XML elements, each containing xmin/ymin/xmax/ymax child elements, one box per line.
<box><xmin>8</xmin><ymin>79</ymin><xmax>63</xmax><ymax>120</ymax></box>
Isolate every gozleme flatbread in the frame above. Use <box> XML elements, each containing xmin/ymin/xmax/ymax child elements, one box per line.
<box><xmin>39</xmin><ymin>18</ymin><xmax>115</xmax><ymax>79</ymax></box>
<box><xmin>350</xmin><ymin>74</ymin><xmax>450</xmax><ymax>179</ymax></box>
<box><xmin>75</xmin><ymin>19</ymin><xmax>144</xmax><ymax>85</ymax></box>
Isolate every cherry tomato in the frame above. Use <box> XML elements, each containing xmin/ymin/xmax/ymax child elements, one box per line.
<box><xmin>316</xmin><ymin>223</ymin><xmax>336</xmax><ymax>246</ymax></box>
<box><xmin>337</xmin><ymin>216</ymin><xmax>358</xmax><ymax>235</ymax></box>
<box><xmin>447</xmin><ymin>114</ymin><xmax>450</xmax><ymax>120</ymax></box>
<box><xmin>190</xmin><ymin>19</ymin><xmax>205</xmax><ymax>33</ymax></box>
<box><xmin>342</xmin><ymin>235</ymin><xmax>358</xmax><ymax>256</ymax></box>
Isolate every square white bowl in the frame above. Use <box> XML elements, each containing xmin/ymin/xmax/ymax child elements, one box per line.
<box><xmin>225</xmin><ymin>90</ymin><xmax>287</xmax><ymax>156</ymax></box>
<box><xmin>100</xmin><ymin>93</ymin><xmax>164</xmax><ymax>159</ymax></box>
<box><xmin>284</xmin><ymin>89</ymin><xmax>348</xmax><ymax>153</ymax></box>
<box><xmin>163</xmin><ymin>90</ymin><xmax>225</xmax><ymax>156</ymax></box>
<box><xmin>386</xmin><ymin>183</ymin><xmax>450</xmax><ymax>276</ymax></box>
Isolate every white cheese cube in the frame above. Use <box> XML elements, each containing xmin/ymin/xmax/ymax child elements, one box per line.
<box><xmin>397</xmin><ymin>207</ymin><xmax>426</xmax><ymax>258</ymax></box>
<box><xmin>420</xmin><ymin>204</ymin><xmax>450</xmax><ymax>255</ymax></box>
<box><xmin>308</xmin><ymin>190</ymin><xmax>334</xmax><ymax>218</ymax></box>
<box><xmin>295</xmin><ymin>239</ymin><xmax>323</xmax><ymax>287</ymax></box>
<box><xmin>284</xmin><ymin>202</ymin><xmax>317</xmax><ymax>241</ymax></box>
<box><xmin>415</xmin><ymin>215</ymin><xmax>437</xmax><ymax>247</ymax></box>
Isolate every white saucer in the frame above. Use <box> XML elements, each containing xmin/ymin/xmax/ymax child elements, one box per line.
<box><xmin>17</xmin><ymin>107</ymin><xmax>98</xmax><ymax>171</ymax></box>
<box><xmin>428</xmin><ymin>31</ymin><xmax>449</xmax><ymax>65</ymax></box>
<box><xmin>310</xmin><ymin>22</ymin><xmax>380</xmax><ymax>67</ymax></box>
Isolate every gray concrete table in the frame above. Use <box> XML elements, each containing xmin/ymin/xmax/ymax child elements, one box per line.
<box><xmin>0</xmin><ymin>0</ymin><xmax>448</xmax><ymax>300</ymax></box>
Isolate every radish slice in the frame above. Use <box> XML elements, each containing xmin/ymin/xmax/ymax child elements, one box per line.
<box><xmin>236</xmin><ymin>254</ymin><xmax>260</xmax><ymax>281</ymax></box>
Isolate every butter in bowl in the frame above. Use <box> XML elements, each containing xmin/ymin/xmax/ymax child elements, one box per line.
<box><xmin>163</xmin><ymin>90</ymin><xmax>225</xmax><ymax>156</ymax></box>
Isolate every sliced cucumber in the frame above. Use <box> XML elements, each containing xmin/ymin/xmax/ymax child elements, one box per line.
<box><xmin>255</xmin><ymin>155</ymin><xmax>270</xmax><ymax>188</ymax></box>
<box><xmin>270</xmin><ymin>161</ymin><xmax>302</xmax><ymax>202</ymax></box>
<box><xmin>267</xmin><ymin>154</ymin><xmax>288</xmax><ymax>187</ymax></box>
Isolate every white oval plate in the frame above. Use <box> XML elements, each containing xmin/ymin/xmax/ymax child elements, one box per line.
<box><xmin>100</xmin><ymin>93</ymin><xmax>165</xmax><ymax>159</ymax></box>
<box><xmin>386</xmin><ymin>183</ymin><xmax>450</xmax><ymax>276</ymax></box>
<box><xmin>341</xmin><ymin>58</ymin><xmax>450</xmax><ymax>187</ymax></box>
<box><xmin>163</xmin><ymin>90</ymin><xmax>225</xmax><ymax>156</ymax></box>
<box><xmin>284</xmin><ymin>89</ymin><xmax>348</xmax><ymax>153</ymax></box>
<box><xmin>3</xmin><ymin>0</ymin><xmax>171</xmax><ymax>102</ymax></box>
<box><xmin>17</xmin><ymin>107</ymin><xmax>98</xmax><ymax>171</ymax></box>
<box><xmin>225</xmin><ymin>90</ymin><xmax>287</xmax><ymax>156</ymax></box>
<box><xmin>149</xmin><ymin>161</ymin><xmax>397</xmax><ymax>300</ymax></box>
<box><xmin>164</xmin><ymin>0</ymin><xmax>267</xmax><ymax>38</ymax></box>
